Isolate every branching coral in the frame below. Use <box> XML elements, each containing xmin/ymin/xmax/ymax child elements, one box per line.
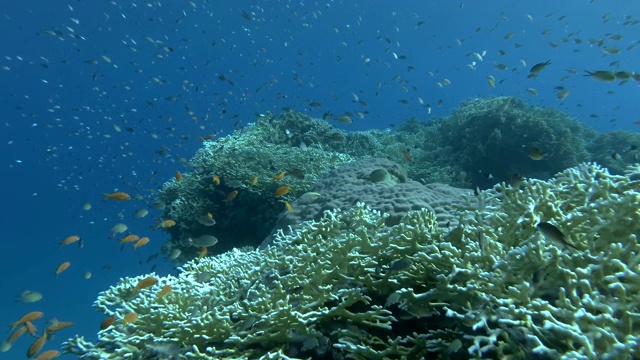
<box><xmin>65</xmin><ymin>162</ymin><xmax>640</xmax><ymax>359</ymax></box>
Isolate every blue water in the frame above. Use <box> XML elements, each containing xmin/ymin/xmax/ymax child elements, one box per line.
<box><xmin>1</xmin><ymin>1</ymin><xmax>638</xmax><ymax>358</ymax></box>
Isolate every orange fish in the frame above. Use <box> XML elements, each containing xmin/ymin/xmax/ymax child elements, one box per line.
<box><xmin>272</xmin><ymin>171</ymin><xmax>285</xmax><ymax>181</ymax></box>
<box><xmin>160</xmin><ymin>219</ymin><xmax>176</xmax><ymax>228</ymax></box>
<box><xmin>58</xmin><ymin>235</ymin><xmax>80</xmax><ymax>247</ymax></box>
<box><xmin>251</xmin><ymin>176</ymin><xmax>258</xmax><ymax>186</ymax></box>
<box><xmin>223</xmin><ymin>190</ymin><xmax>238</xmax><ymax>203</ymax></box>
<box><xmin>198</xmin><ymin>246</ymin><xmax>207</xmax><ymax>258</ymax></box>
<box><xmin>100</xmin><ymin>316</ymin><xmax>117</xmax><ymax>330</ymax></box>
<box><xmin>103</xmin><ymin>192</ymin><xmax>131</xmax><ymax>200</ymax></box>
<box><xmin>175</xmin><ymin>171</ymin><xmax>182</xmax><ymax>181</ymax></box>
<box><xmin>212</xmin><ymin>175</ymin><xmax>220</xmax><ymax>185</ymax></box>
<box><xmin>123</xmin><ymin>312</ymin><xmax>138</xmax><ymax>324</ymax></box>
<box><xmin>400</xmin><ymin>147</ymin><xmax>412</xmax><ymax>162</ymax></box>
<box><xmin>133</xmin><ymin>277</ymin><xmax>158</xmax><ymax>293</ymax></box>
<box><xmin>7</xmin><ymin>325</ymin><xmax>27</xmax><ymax>344</ymax></box>
<box><xmin>27</xmin><ymin>332</ymin><xmax>47</xmax><ymax>358</ymax></box>
<box><xmin>133</xmin><ymin>237</ymin><xmax>149</xmax><ymax>249</ymax></box>
<box><xmin>275</xmin><ymin>185</ymin><xmax>290</xmax><ymax>197</ymax></box>
<box><xmin>157</xmin><ymin>285</ymin><xmax>172</xmax><ymax>298</ymax></box>
<box><xmin>120</xmin><ymin>234</ymin><xmax>139</xmax><ymax>244</ymax></box>
<box><xmin>55</xmin><ymin>262</ymin><xmax>70</xmax><ymax>276</ymax></box>
<box><xmin>45</xmin><ymin>321</ymin><xmax>73</xmax><ymax>333</ymax></box>
<box><xmin>34</xmin><ymin>350</ymin><xmax>61</xmax><ymax>360</ymax></box>
<box><xmin>10</xmin><ymin>312</ymin><xmax>44</xmax><ymax>330</ymax></box>
<box><xmin>25</xmin><ymin>320</ymin><xmax>37</xmax><ymax>336</ymax></box>
<box><xmin>285</xmin><ymin>200</ymin><xmax>294</xmax><ymax>213</ymax></box>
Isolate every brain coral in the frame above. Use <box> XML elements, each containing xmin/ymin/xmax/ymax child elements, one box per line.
<box><xmin>63</xmin><ymin>162</ymin><xmax>640</xmax><ymax>359</ymax></box>
<box><xmin>261</xmin><ymin>157</ymin><xmax>473</xmax><ymax>248</ymax></box>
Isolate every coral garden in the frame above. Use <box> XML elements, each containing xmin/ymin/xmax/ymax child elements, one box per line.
<box><xmin>63</xmin><ymin>97</ymin><xmax>640</xmax><ymax>359</ymax></box>
<box><xmin>64</xmin><ymin>162</ymin><xmax>640</xmax><ymax>359</ymax></box>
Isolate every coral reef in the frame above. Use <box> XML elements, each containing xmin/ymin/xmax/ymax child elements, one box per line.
<box><xmin>156</xmin><ymin>111</ymin><xmax>354</xmax><ymax>261</ymax></box>
<box><xmin>396</xmin><ymin>97</ymin><xmax>598</xmax><ymax>189</ymax></box>
<box><xmin>587</xmin><ymin>130</ymin><xmax>640</xmax><ymax>175</ymax></box>
<box><xmin>64</xmin><ymin>162</ymin><xmax>640</xmax><ymax>359</ymax></box>
<box><xmin>261</xmin><ymin>157</ymin><xmax>472</xmax><ymax>247</ymax></box>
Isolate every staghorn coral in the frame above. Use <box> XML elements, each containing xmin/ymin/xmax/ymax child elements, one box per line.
<box><xmin>65</xmin><ymin>162</ymin><xmax>640</xmax><ymax>359</ymax></box>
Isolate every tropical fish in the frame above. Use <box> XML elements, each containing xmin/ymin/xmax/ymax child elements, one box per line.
<box><xmin>583</xmin><ymin>70</ymin><xmax>616</xmax><ymax>82</ymax></box>
<box><xmin>100</xmin><ymin>316</ymin><xmax>117</xmax><ymax>330</ymax></box>
<box><xmin>212</xmin><ymin>175</ymin><xmax>221</xmax><ymax>185</ymax></box>
<box><xmin>223</xmin><ymin>190</ymin><xmax>238</xmax><ymax>203</ymax></box>
<box><xmin>123</xmin><ymin>312</ymin><xmax>138</xmax><ymax>324</ymax></box>
<box><xmin>175</xmin><ymin>171</ymin><xmax>182</xmax><ymax>181</ymax></box>
<box><xmin>536</xmin><ymin>222</ymin><xmax>579</xmax><ymax>250</ymax></box>
<box><xmin>528</xmin><ymin>148</ymin><xmax>546</xmax><ymax>160</ymax></box>
<box><xmin>197</xmin><ymin>214</ymin><xmax>216</xmax><ymax>226</ymax></box>
<box><xmin>297</xmin><ymin>192</ymin><xmax>321</xmax><ymax>204</ymax></box>
<box><xmin>58</xmin><ymin>235</ymin><xmax>80</xmax><ymax>247</ymax></box>
<box><xmin>487</xmin><ymin>75</ymin><xmax>496</xmax><ymax>88</ymax></box>
<box><xmin>157</xmin><ymin>285</ymin><xmax>172</xmax><ymax>298</ymax></box>
<box><xmin>134</xmin><ymin>209</ymin><xmax>149</xmax><ymax>218</ymax></box>
<box><xmin>192</xmin><ymin>235</ymin><xmax>218</xmax><ymax>247</ymax></box>
<box><xmin>334</xmin><ymin>115</ymin><xmax>352</xmax><ymax>124</ymax></box>
<box><xmin>24</xmin><ymin>321</ymin><xmax>37</xmax><ymax>336</ymax></box>
<box><xmin>110</xmin><ymin>223</ymin><xmax>128</xmax><ymax>235</ymax></box>
<box><xmin>556</xmin><ymin>90</ymin><xmax>570</xmax><ymax>100</ymax></box>
<box><xmin>400</xmin><ymin>147</ymin><xmax>412</xmax><ymax>162</ymax></box>
<box><xmin>46</xmin><ymin>320</ymin><xmax>73</xmax><ymax>333</ymax></box>
<box><xmin>198</xmin><ymin>247</ymin><xmax>207</xmax><ymax>258</ymax></box>
<box><xmin>16</xmin><ymin>290</ymin><xmax>42</xmax><ymax>303</ymax></box>
<box><xmin>55</xmin><ymin>262</ymin><xmax>70</xmax><ymax>276</ymax></box>
<box><xmin>272</xmin><ymin>172</ymin><xmax>285</xmax><ymax>181</ymax></box>
<box><xmin>103</xmin><ymin>192</ymin><xmax>131</xmax><ymax>200</ymax></box>
<box><xmin>284</xmin><ymin>201</ymin><xmax>294</xmax><ymax>213</ymax></box>
<box><xmin>6</xmin><ymin>325</ymin><xmax>27</xmax><ymax>344</ymax></box>
<box><xmin>27</xmin><ymin>332</ymin><xmax>47</xmax><ymax>358</ymax></box>
<box><xmin>120</xmin><ymin>234</ymin><xmax>139</xmax><ymax>244</ymax></box>
<box><xmin>133</xmin><ymin>237</ymin><xmax>149</xmax><ymax>249</ymax></box>
<box><xmin>529</xmin><ymin>60</ymin><xmax>551</xmax><ymax>75</ymax></box>
<box><xmin>275</xmin><ymin>185</ymin><xmax>290</xmax><ymax>197</ymax></box>
<box><xmin>159</xmin><ymin>219</ymin><xmax>176</xmax><ymax>228</ymax></box>
<box><xmin>132</xmin><ymin>277</ymin><xmax>158</xmax><ymax>293</ymax></box>
<box><xmin>33</xmin><ymin>350</ymin><xmax>61</xmax><ymax>360</ymax></box>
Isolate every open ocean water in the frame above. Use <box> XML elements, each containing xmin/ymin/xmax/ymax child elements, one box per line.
<box><xmin>1</xmin><ymin>1</ymin><xmax>639</xmax><ymax>359</ymax></box>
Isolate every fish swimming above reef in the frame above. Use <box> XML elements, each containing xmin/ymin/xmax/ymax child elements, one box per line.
<box><xmin>103</xmin><ymin>191</ymin><xmax>131</xmax><ymax>200</ymax></box>
<box><xmin>536</xmin><ymin>222</ymin><xmax>579</xmax><ymax>250</ymax></box>
<box><xmin>528</xmin><ymin>147</ymin><xmax>546</xmax><ymax>160</ymax></box>
<box><xmin>16</xmin><ymin>290</ymin><xmax>43</xmax><ymax>303</ymax></box>
<box><xmin>528</xmin><ymin>60</ymin><xmax>551</xmax><ymax>76</ymax></box>
<box><xmin>583</xmin><ymin>70</ymin><xmax>616</xmax><ymax>82</ymax></box>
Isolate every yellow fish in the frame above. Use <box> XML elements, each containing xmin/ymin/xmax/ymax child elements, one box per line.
<box><xmin>223</xmin><ymin>190</ymin><xmax>239</xmax><ymax>203</ymax></box>
<box><xmin>275</xmin><ymin>185</ymin><xmax>290</xmax><ymax>197</ymax></box>
<box><xmin>285</xmin><ymin>201</ymin><xmax>294</xmax><ymax>213</ymax></box>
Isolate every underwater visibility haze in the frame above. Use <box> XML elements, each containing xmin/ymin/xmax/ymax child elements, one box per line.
<box><xmin>1</xmin><ymin>0</ymin><xmax>640</xmax><ymax>359</ymax></box>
